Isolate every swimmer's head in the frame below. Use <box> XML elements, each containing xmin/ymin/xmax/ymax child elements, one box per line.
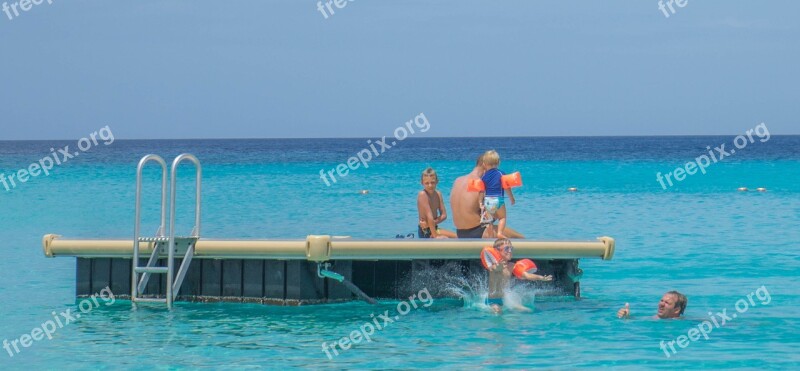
<box><xmin>669</xmin><ymin>291</ymin><xmax>688</xmax><ymax>315</ymax></box>
<box><xmin>658</xmin><ymin>291</ymin><xmax>687</xmax><ymax>318</ymax></box>
<box><xmin>493</xmin><ymin>238</ymin><xmax>513</xmax><ymax>260</ymax></box>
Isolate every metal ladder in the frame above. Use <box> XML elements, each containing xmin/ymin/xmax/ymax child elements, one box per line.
<box><xmin>132</xmin><ymin>154</ymin><xmax>201</xmax><ymax>309</ymax></box>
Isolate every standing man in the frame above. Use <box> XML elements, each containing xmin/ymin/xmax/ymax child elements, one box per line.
<box><xmin>450</xmin><ymin>154</ymin><xmax>524</xmax><ymax>239</ymax></box>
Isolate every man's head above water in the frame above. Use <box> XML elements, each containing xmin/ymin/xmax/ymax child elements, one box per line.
<box><xmin>657</xmin><ymin>291</ymin><xmax>687</xmax><ymax>319</ymax></box>
<box><xmin>617</xmin><ymin>290</ymin><xmax>687</xmax><ymax>319</ymax></box>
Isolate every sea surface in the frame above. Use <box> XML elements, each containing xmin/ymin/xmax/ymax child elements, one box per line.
<box><xmin>0</xmin><ymin>136</ymin><xmax>798</xmax><ymax>369</ymax></box>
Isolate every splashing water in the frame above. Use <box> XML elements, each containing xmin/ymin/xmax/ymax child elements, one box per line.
<box><xmin>396</xmin><ymin>261</ymin><xmax>552</xmax><ymax>312</ymax></box>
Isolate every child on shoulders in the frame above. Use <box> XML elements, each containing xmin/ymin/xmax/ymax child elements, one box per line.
<box><xmin>480</xmin><ymin>150</ymin><xmax>515</xmax><ymax>239</ymax></box>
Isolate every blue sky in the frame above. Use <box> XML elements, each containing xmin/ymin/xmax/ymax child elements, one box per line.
<box><xmin>1</xmin><ymin>0</ymin><xmax>798</xmax><ymax>139</ymax></box>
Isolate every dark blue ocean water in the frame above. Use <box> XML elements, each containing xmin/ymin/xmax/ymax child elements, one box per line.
<box><xmin>1</xmin><ymin>136</ymin><xmax>798</xmax><ymax>369</ymax></box>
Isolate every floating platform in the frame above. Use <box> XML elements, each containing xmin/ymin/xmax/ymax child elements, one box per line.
<box><xmin>42</xmin><ymin>234</ymin><xmax>615</xmax><ymax>305</ymax></box>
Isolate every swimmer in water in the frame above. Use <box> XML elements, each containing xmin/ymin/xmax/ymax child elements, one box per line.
<box><xmin>486</xmin><ymin>238</ymin><xmax>552</xmax><ymax>314</ymax></box>
<box><xmin>617</xmin><ymin>291</ymin><xmax>687</xmax><ymax>319</ymax></box>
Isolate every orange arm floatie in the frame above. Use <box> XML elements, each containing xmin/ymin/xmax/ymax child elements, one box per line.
<box><xmin>467</xmin><ymin>178</ymin><xmax>485</xmax><ymax>192</ymax></box>
<box><xmin>512</xmin><ymin>259</ymin><xmax>538</xmax><ymax>279</ymax></box>
<box><xmin>501</xmin><ymin>172</ymin><xmax>522</xmax><ymax>189</ymax></box>
<box><xmin>480</xmin><ymin>247</ymin><xmax>502</xmax><ymax>271</ymax></box>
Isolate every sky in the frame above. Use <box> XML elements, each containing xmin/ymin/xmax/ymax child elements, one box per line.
<box><xmin>0</xmin><ymin>0</ymin><xmax>798</xmax><ymax>139</ymax></box>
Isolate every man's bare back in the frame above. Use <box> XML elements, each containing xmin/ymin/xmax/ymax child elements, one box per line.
<box><xmin>450</xmin><ymin>156</ymin><xmax>524</xmax><ymax>239</ymax></box>
<box><xmin>451</xmin><ymin>173</ymin><xmax>483</xmax><ymax>227</ymax></box>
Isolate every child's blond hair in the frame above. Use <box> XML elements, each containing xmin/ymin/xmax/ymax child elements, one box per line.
<box><xmin>482</xmin><ymin>150</ymin><xmax>500</xmax><ymax>167</ymax></box>
<box><xmin>493</xmin><ymin>238</ymin><xmax>511</xmax><ymax>250</ymax></box>
<box><xmin>421</xmin><ymin>167</ymin><xmax>438</xmax><ymax>183</ymax></box>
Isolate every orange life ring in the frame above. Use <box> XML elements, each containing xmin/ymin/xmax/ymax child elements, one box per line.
<box><xmin>467</xmin><ymin>178</ymin><xmax>486</xmax><ymax>192</ymax></box>
<box><xmin>501</xmin><ymin>172</ymin><xmax>522</xmax><ymax>189</ymax></box>
<box><xmin>512</xmin><ymin>259</ymin><xmax>538</xmax><ymax>279</ymax></box>
<box><xmin>480</xmin><ymin>247</ymin><xmax>502</xmax><ymax>271</ymax></box>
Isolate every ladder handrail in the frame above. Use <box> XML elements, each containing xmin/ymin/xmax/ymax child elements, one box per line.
<box><xmin>132</xmin><ymin>153</ymin><xmax>201</xmax><ymax>309</ymax></box>
<box><xmin>170</xmin><ymin>154</ymin><xmax>202</xmax><ymax>238</ymax></box>
<box><xmin>167</xmin><ymin>154</ymin><xmax>202</xmax><ymax>307</ymax></box>
<box><xmin>132</xmin><ymin>155</ymin><xmax>168</xmax><ymax>302</ymax></box>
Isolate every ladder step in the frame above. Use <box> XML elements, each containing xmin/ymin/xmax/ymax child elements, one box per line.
<box><xmin>138</xmin><ymin>236</ymin><xmax>198</xmax><ymax>243</ymax></box>
<box><xmin>135</xmin><ymin>267</ymin><xmax>169</xmax><ymax>274</ymax></box>
<box><xmin>138</xmin><ymin>237</ymin><xmax>170</xmax><ymax>242</ymax></box>
<box><xmin>133</xmin><ymin>297</ymin><xmax>168</xmax><ymax>303</ymax></box>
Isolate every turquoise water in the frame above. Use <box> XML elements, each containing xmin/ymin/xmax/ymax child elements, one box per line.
<box><xmin>1</xmin><ymin>137</ymin><xmax>799</xmax><ymax>369</ymax></box>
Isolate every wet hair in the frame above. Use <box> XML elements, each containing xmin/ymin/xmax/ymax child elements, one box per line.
<box><xmin>667</xmin><ymin>290</ymin><xmax>687</xmax><ymax>315</ymax></box>
<box><xmin>421</xmin><ymin>167</ymin><xmax>438</xmax><ymax>183</ymax></box>
<box><xmin>482</xmin><ymin>150</ymin><xmax>500</xmax><ymax>167</ymax></box>
<box><xmin>475</xmin><ymin>153</ymin><xmax>485</xmax><ymax>166</ymax></box>
<box><xmin>493</xmin><ymin>238</ymin><xmax>511</xmax><ymax>250</ymax></box>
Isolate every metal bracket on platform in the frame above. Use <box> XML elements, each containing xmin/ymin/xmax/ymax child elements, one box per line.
<box><xmin>316</xmin><ymin>262</ymin><xmax>376</xmax><ymax>304</ymax></box>
<box><xmin>317</xmin><ymin>262</ymin><xmax>343</xmax><ymax>282</ymax></box>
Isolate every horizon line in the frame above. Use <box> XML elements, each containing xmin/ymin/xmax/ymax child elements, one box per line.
<box><xmin>2</xmin><ymin>133</ymin><xmax>798</xmax><ymax>141</ymax></box>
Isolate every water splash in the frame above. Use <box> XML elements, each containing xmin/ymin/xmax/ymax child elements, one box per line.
<box><xmin>397</xmin><ymin>261</ymin><xmax>551</xmax><ymax>312</ymax></box>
